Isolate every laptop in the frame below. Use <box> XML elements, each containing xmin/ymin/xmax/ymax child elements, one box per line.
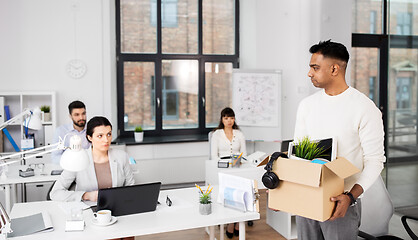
<box><xmin>97</xmin><ymin>182</ymin><xmax>161</xmax><ymax>216</ymax></box>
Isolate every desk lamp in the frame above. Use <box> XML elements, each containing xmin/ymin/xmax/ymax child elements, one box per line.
<box><xmin>0</xmin><ymin>108</ymin><xmax>42</xmax><ymax>131</ymax></box>
<box><xmin>0</xmin><ymin>134</ymin><xmax>89</xmax><ymax>172</ymax></box>
<box><xmin>0</xmin><ymin>201</ymin><xmax>11</xmax><ymax>240</ymax></box>
<box><xmin>0</xmin><ymin>107</ymin><xmax>89</xmax><ymax>172</ymax></box>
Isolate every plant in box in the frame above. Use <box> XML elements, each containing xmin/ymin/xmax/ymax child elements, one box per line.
<box><xmin>293</xmin><ymin>136</ymin><xmax>329</xmax><ymax>161</ymax></box>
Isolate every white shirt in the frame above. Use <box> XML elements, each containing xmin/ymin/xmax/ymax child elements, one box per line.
<box><xmin>51</xmin><ymin>123</ymin><xmax>91</xmax><ymax>164</ymax></box>
<box><xmin>211</xmin><ymin>129</ymin><xmax>247</xmax><ymax>160</ymax></box>
<box><xmin>294</xmin><ymin>87</ymin><xmax>385</xmax><ymax>192</ymax></box>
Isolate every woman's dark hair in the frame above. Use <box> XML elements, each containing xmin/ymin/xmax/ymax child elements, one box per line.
<box><xmin>214</xmin><ymin>107</ymin><xmax>239</xmax><ymax>130</ymax></box>
<box><xmin>86</xmin><ymin>116</ymin><xmax>112</xmax><ymax>143</ymax></box>
<box><xmin>309</xmin><ymin>40</ymin><xmax>349</xmax><ymax>64</ymax></box>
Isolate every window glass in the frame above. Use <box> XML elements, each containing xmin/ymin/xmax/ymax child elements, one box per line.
<box><xmin>159</xmin><ymin>0</ymin><xmax>198</xmax><ymax>53</ymax></box>
<box><xmin>120</xmin><ymin>0</ymin><xmax>157</xmax><ymax>53</ymax></box>
<box><xmin>396</xmin><ymin>13</ymin><xmax>412</xmax><ymax>35</ymax></box>
<box><xmin>151</xmin><ymin>0</ymin><xmax>178</xmax><ymax>27</ymax></box>
<box><xmin>123</xmin><ymin>62</ymin><xmax>156</xmax><ymax>131</ymax></box>
<box><xmin>388</xmin><ymin>48</ymin><xmax>418</xmax><ymax>160</ymax></box>
<box><xmin>352</xmin><ymin>0</ymin><xmax>382</xmax><ymax>34</ymax></box>
<box><xmin>389</xmin><ymin>2</ymin><xmax>416</xmax><ymax>35</ymax></box>
<box><xmin>350</xmin><ymin>47</ymin><xmax>379</xmax><ymax>106</ymax></box>
<box><xmin>205</xmin><ymin>62</ymin><xmax>233</xmax><ymax>128</ymax></box>
<box><xmin>162</xmin><ymin>60</ymin><xmax>198</xmax><ymax>129</ymax></box>
<box><xmin>203</xmin><ymin>0</ymin><xmax>235</xmax><ymax>54</ymax></box>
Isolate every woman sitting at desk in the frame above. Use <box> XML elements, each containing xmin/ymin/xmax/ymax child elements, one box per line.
<box><xmin>211</xmin><ymin>107</ymin><xmax>247</xmax><ymax>238</ymax></box>
<box><xmin>211</xmin><ymin>107</ymin><xmax>247</xmax><ymax>160</ymax></box>
<box><xmin>50</xmin><ymin>116</ymin><xmax>135</xmax><ymax>202</ymax></box>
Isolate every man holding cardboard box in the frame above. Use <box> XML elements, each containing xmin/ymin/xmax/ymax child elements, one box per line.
<box><xmin>292</xmin><ymin>40</ymin><xmax>386</xmax><ymax>239</ymax></box>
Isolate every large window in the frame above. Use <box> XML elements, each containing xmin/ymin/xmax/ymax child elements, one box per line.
<box><xmin>117</xmin><ymin>0</ymin><xmax>239</xmax><ymax>137</ymax></box>
<box><xmin>353</xmin><ymin>0</ymin><xmax>418</xmax><ymax>208</ymax></box>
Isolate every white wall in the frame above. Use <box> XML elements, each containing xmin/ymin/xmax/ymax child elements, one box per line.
<box><xmin>0</xmin><ymin>0</ymin><xmax>352</xmax><ymax>185</ymax></box>
<box><xmin>240</xmin><ymin>0</ymin><xmax>352</xmax><ymax>140</ymax></box>
<box><xmin>0</xmin><ymin>0</ymin><xmax>117</xmax><ymax>134</ymax></box>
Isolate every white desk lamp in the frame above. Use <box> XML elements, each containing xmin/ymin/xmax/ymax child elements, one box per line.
<box><xmin>0</xmin><ymin>108</ymin><xmax>42</xmax><ymax>132</ymax></box>
<box><xmin>0</xmin><ymin>201</ymin><xmax>11</xmax><ymax>240</ymax></box>
<box><xmin>0</xmin><ymin>134</ymin><xmax>89</xmax><ymax>172</ymax></box>
<box><xmin>0</xmin><ymin>107</ymin><xmax>89</xmax><ymax>172</ymax></box>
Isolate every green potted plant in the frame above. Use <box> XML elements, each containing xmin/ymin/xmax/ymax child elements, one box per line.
<box><xmin>196</xmin><ymin>184</ymin><xmax>213</xmax><ymax>215</ymax></box>
<box><xmin>292</xmin><ymin>136</ymin><xmax>329</xmax><ymax>161</ymax></box>
<box><xmin>40</xmin><ymin>105</ymin><xmax>51</xmax><ymax>122</ymax></box>
<box><xmin>134</xmin><ymin>126</ymin><xmax>144</xmax><ymax>142</ymax></box>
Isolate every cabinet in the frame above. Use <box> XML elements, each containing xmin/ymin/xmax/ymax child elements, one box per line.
<box><xmin>0</xmin><ymin>92</ymin><xmax>56</xmax><ymax>154</ymax></box>
<box><xmin>266</xmin><ymin>207</ymin><xmax>297</xmax><ymax>239</ymax></box>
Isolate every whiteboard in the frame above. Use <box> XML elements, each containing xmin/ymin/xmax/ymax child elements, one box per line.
<box><xmin>232</xmin><ymin>69</ymin><xmax>282</xmax><ymax>141</ymax></box>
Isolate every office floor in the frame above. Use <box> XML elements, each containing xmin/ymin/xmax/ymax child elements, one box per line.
<box><xmin>134</xmin><ymin>188</ymin><xmax>417</xmax><ymax>240</ymax></box>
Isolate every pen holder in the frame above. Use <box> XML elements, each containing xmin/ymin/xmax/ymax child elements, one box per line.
<box><xmin>230</xmin><ymin>154</ymin><xmax>241</xmax><ymax>168</ymax></box>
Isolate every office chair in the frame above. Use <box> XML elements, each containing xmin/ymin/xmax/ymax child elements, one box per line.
<box><xmin>358</xmin><ymin>176</ymin><xmax>403</xmax><ymax>240</ymax></box>
<box><xmin>401</xmin><ymin>215</ymin><xmax>418</xmax><ymax>240</ymax></box>
<box><xmin>208</xmin><ymin>131</ymin><xmax>213</xmax><ymax>160</ymax></box>
<box><xmin>46</xmin><ymin>181</ymin><xmax>76</xmax><ymax>200</ymax></box>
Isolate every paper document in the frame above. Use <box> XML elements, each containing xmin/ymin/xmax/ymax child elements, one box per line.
<box><xmin>223</xmin><ymin>187</ymin><xmax>249</xmax><ymax>211</ymax></box>
<box><xmin>218</xmin><ymin>173</ymin><xmax>257</xmax><ymax>212</ymax></box>
<box><xmin>7</xmin><ymin>212</ymin><xmax>53</xmax><ymax>238</ymax></box>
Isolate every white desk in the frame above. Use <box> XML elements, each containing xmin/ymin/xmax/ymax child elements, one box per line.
<box><xmin>9</xmin><ymin>187</ymin><xmax>260</xmax><ymax>240</ymax></box>
<box><xmin>0</xmin><ymin>164</ymin><xmax>61</xmax><ymax>213</ymax></box>
<box><xmin>205</xmin><ymin>160</ymin><xmax>266</xmax><ymax>189</ymax></box>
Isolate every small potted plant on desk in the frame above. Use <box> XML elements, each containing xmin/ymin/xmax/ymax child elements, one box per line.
<box><xmin>196</xmin><ymin>184</ymin><xmax>213</xmax><ymax>215</ymax></box>
<box><xmin>40</xmin><ymin>105</ymin><xmax>51</xmax><ymax>122</ymax></box>
<box><xmin>134</xmin><ymin>126</ymin><xmax>144</xmax><ymax>142</ymax></box>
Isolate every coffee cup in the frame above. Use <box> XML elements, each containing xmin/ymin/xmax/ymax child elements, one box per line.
<box><xmin>94</xmin><ymin>210</ymin><xmax>112</xmax><ymax>224</ymax></box>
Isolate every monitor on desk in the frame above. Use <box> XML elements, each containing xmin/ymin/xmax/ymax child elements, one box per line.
<box><xmin>97</xmin><ymin>182</ymin><xmax>161</xmax><ymax>216</ymax></box>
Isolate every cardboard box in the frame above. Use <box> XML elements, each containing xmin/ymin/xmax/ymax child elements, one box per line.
<box><xmin>260</xmin><ymin>156</ymin><xmax>360</xmax><ymax>222</ymax></box>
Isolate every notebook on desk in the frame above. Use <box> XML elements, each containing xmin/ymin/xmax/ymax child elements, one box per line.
<box><xmin>97</xmin><ymin>182</ymin><xmax>161</xmax><ymax>217</ymax></box>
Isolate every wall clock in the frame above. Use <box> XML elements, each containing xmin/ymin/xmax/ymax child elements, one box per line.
<box><xmin>66</xmin><ymin>59</ymin><xmax>87</xmax><ymax>79</ymax></box>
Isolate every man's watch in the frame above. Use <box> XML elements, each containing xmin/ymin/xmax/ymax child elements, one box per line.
<box><xmin>344</xmin><ymin>192</ymin><xmax>357</xmax><ymax>206</ymax></box>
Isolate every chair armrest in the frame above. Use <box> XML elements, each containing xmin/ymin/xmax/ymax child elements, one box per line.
<box><xmin>401</xmin><ymin>215</ymin><xmax>418</xmax><ymax>240</ymax></box>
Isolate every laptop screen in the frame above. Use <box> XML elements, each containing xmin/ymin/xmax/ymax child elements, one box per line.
<box><xmin>97</xmin><ymin>182</ymin><xmax>161</xmax><ymax>216</ymax></box>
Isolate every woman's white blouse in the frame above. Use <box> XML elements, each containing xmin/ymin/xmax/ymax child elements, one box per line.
<box><xmin>211</xmin><ymin>129</ymin><xmax>247</xmax><ymax>160</ymax></box>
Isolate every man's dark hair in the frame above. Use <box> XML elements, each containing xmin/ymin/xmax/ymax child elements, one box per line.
<box><xmin>309</xmin><ymin>40</ymin><xmax>349</xmax><ymax>63</ymax></box>
<box><xmin>68</xmin><ymin>100</ymin><xmax>86</xmax><ymax>114</ymax></box>
<box><xmin>86</xmin><ymin>116</ymin><xmax>112</xmax><ymax>143</ymax></box>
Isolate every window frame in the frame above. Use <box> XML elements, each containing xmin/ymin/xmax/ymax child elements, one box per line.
<box><xmin>352</xmin><ymin>0</ymin><xmax>418</xmax><ymax>163</ymax></box>
<box><xmin>115</xmin><ymin>0</ymin><xmax>240</xmax><ymax>138</ymax></box>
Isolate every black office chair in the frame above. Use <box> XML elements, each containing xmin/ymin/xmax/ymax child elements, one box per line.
<box><xmin>46</xmin><ymin>181</ymin><xmax>76</xmax><ymax>200</ymax></box>
<box><xmin>401</xmin><ymin>215</ymin><xmax>418</xmax><ymax>240</ymax></box>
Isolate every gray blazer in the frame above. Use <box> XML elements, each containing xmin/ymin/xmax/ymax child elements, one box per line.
<box><xmin>50</xmin><ymin>147</ymin><xmax>135</xmax><ymax>202</ymax></box>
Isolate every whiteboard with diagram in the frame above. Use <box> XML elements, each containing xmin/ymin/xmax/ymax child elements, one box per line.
<box><xmin>232</xmin><ymin>69</ymin><xmax>282</xmax><ymax>141</ymax></box>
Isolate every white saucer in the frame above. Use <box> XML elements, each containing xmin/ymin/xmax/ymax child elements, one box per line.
<box><xmin>91</xmin><ymin>216</ymin><xmax>117</xmax><ymax>226</ymax></box>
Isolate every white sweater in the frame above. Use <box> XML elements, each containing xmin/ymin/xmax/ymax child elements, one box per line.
<box><xmin>211</xmin><ymin>129</ymin><xmax>247</xmax><ymax>160</ymax></box>
<box><xmin>294</xmin><ymin>87</ymin><xmax>385</xmax><ymax>192</ymax></box>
